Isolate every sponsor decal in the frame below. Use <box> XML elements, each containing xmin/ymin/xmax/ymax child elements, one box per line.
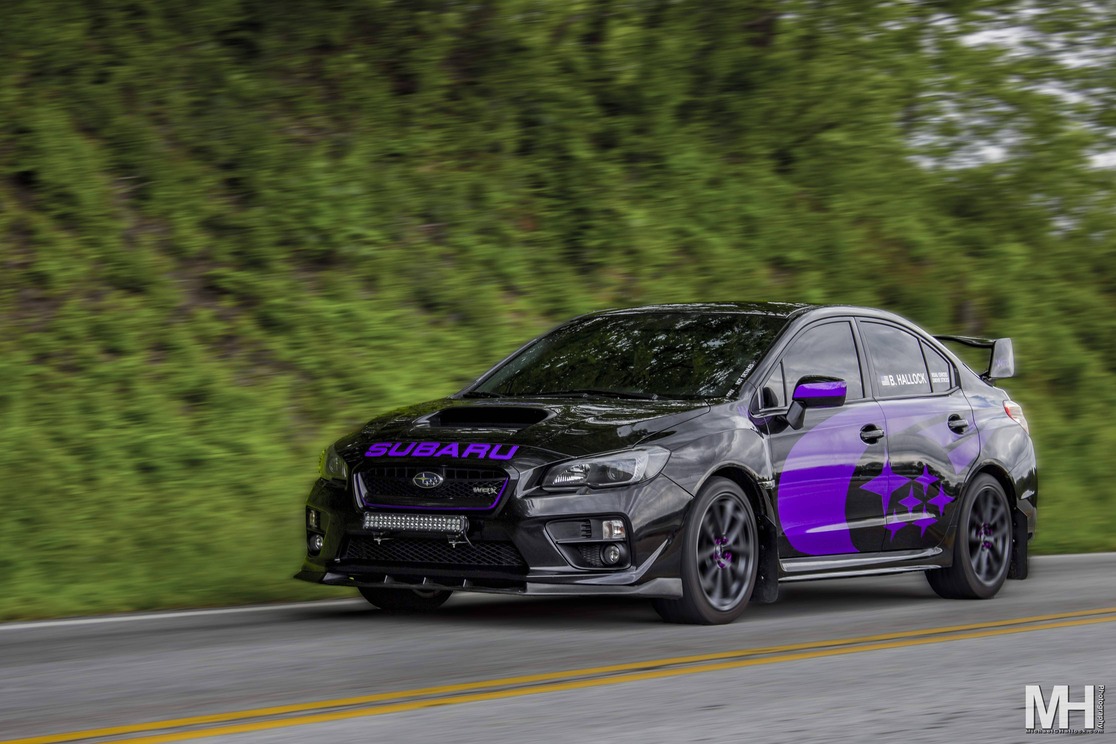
<box><xmin>879</xmin><ymin>371</ymin><xmax>929</xmax><ymax>388</ymax></box>
<box><xmin>364</xmin><ymin>441</ymin><xmax>519</xmax><ymax>461</ymax></box>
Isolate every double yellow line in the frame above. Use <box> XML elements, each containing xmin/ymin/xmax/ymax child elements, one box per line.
<box><xmin>8</xmin><ymin>605</ymin><xmax>1116</xmax><ymax>744</ymax></box>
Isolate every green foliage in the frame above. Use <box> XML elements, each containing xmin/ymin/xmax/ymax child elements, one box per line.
<box><xmin>1</xmin><ymin>0</ymin><xmax>1114</xmax><ymax>620</ymax></box>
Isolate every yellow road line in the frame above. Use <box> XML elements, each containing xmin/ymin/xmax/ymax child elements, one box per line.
<box><xmin>6</xmin><ymin>606</ymin><xmax>1116</xmax><ymax>744</ymax></box>
<box><xmin>92</xmin><ymin>615</ymin><xmax>1116</xmax><ymax>744</ymax></box>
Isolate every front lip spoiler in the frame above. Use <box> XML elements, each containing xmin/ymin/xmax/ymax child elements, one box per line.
<box><xmin>306</xmin><ymin>571</ymin><xmax>682</xmax><ymax>599</ymax></box>
<box><xmin>294</xmin><ymin>537</ymin><xmax>680</xmax><ymax>598</ymax></box>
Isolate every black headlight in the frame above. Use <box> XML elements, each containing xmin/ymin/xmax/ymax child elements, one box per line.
<box><xmin>541</xmin><ymin>447</ymin><xmax>670</xmax><ymax>491</ymax></box>
<box><xmin>318</xmin><ymin>445</ymin><xmax>349</xmax><ymax>482</ymax></box>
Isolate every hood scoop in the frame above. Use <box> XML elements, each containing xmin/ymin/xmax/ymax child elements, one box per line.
<box><xmin>427</xmin><ymin>406</ymin><xmax>551</xmax><ymax>431</ymax></box>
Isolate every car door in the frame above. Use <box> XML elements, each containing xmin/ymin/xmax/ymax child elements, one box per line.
<box><xmin>760</xmin><ymin>320</ymin><xmax>888</xmax><ymax>557</ymax></box>
<box><xmin>857</xmin><ymin>320</ymin><xmax>979</xmax><ymax>552</ymax></box>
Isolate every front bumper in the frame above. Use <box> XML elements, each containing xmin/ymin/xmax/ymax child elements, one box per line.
<box><xmin>294</xmin><ymin>569</ymin><xmax>682</xmax><ymax>599</ymax></box>
<box><xmin>295</xmin><ymin>473</ymin><xmax>693</xmax><ymax>599</ymax></box>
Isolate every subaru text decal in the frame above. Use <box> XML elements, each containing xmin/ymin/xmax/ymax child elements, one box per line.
<box><xmin>364</xmin><ymin>441</ymin><xmax>519</xmax><ymax>460</ymax></box>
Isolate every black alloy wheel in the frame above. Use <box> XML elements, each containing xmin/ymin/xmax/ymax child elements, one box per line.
<box><xmin>654</xmin><ymin>477</ymin><xmax>758</xmax><ymax>624</ymax></box>
<box><xmin>927</xmin><ymin>474</ymin><xmax>1012</xmax><ymax>599</ymax></box>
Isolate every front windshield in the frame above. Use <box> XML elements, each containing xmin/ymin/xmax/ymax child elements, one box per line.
<box><xmin>471</xmin><ymin>312</ymin><xmax>787</xmax><ymax>400</ymax></box>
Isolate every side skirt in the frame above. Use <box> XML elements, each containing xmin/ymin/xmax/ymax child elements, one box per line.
<box><xmin>779</xmin><ymin>547</ymin><xmax>945</xmax><ymax>583</ymax></box>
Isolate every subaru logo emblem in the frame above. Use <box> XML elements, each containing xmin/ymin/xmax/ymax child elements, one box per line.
<box><xmin>413</xmin><ymin>471</ymin><xmax>444</xmax><ymax>489</ymax></box>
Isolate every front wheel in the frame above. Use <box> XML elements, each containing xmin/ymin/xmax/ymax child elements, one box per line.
<box><xmin>926</xmin><ymin>474</ymin><xmax>1012</xmax><ymax>599</ymax></box>
<box><xmin>653</xmin><ymin>477</ymin><xmax>758</xmax><ymax>625</ymax></box>
<box><xmin>358</xmin><ymin>586</ymin><xmax>452</xmax><ymax>612</ymax></box>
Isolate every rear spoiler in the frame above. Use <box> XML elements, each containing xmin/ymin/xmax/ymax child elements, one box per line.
<box><xmin>934</xmin><ymin>335</ymin><xmax>1015</xmax><ymax>381</ymax></box>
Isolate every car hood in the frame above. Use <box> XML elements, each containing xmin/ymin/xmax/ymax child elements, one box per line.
<box><xmin>337</xmin><ymin>397</ymin><xmax>710</xmax><ymax>464</ymax></box>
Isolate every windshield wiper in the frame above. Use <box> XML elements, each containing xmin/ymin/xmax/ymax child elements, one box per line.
<box><xmin>529</xmin><ymin>389</ymin><xmax>660</xmax><ymax>401</ymax></box>
<box><xmin>459</xmin><ymin>390</ymin><xmax>503</xmax><ymax>398</ymax></box>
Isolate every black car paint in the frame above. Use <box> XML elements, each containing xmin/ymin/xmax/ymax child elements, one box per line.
<box><xmin>296</xmin><ymin>303</ymin><xmax>1037</xmax><ymax>599</ymax></box>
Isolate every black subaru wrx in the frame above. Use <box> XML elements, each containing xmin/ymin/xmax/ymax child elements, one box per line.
<box><xmin>296</xmin><ymin>303</ymin><xmax>1037</xmax><ymax>624</ymax></box>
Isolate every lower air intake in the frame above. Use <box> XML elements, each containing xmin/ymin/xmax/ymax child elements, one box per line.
<box><xmin>343</xmin><ymin>536</ymin><xmax>527</xmax><ymax>569</ymax></box>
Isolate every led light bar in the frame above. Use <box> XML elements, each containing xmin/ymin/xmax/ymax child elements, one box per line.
<box><xmin>362</xmin><ymin>512</ymin><xmax>469</xmax><ymax>534</ymax></box>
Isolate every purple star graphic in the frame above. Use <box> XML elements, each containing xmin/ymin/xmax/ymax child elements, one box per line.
<box><xmin>928</xmin><ymin>490</ymin><xmax>954</xmax><ymax>516</ymax></box>
<box><xmin>913</xmin><ymin>510</ymin><xmax>937</xmax><ymax>536</ymax></box>
<box><xmin>899</xmin><ymin>492</ymin><xmax>921</xmax><ymax>512</ymax></box>
<box><xmin>884</xmin><ymin>514</ymin><xmax>906</xmax><ymax>540</ymax></box>
<box><xmin>914</xmin><ymin>465</ymin><xmax>938</xmax><ymax>495</ymax></box>
<box><xmin>862</xmin><ymin>462</ymin><xmax>904</xmax><ymax>513</ymax></box>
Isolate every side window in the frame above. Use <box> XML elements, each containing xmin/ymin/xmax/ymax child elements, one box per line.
<box><xmin>922</xmin><ymin>342</ymin><xmax>955</xmax><ymax>392</ymax></box>
<box><xmin>860</xmin><ymin>322</ymin><xmax>932</xmax><ymax>398</ymax></box>
<box><xmin>777</xmin><ymin>321</ymin><xmax>864</xmax><ymax>402</ymax></box>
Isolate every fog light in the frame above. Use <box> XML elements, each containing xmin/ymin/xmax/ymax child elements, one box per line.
<box><xmin>306</xmin><ymin>508</ymin><xmax>320</xmax><ymax>530</ymax></box>
<box><xmin>601</xmin><ymin>543</ymin><xmax>623</xmax><ymax>566</ymax></box>
<box><xmin>601</xmin><ymin>519</ymin><xmax>626</xmax><ymax>539</ymax></box>
<box><xmin>308</xmin><ymin>534</ymin><xmax>324</xmax><ymax>555</ymax></box>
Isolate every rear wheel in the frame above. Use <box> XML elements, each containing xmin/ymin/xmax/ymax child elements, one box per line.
<box><xmin>653</xmin><ymin>477</ymin><xmax>758</xmax><ymax>624</ymax></box>
<box><xmin>926</xmin><ymin>474</ymin><xmax>1012</xmax><ymax>599</ymax></box>
<box><xmin>358</xmin><ymin>586</ymin><xmax>452</xmax><ymax>612</ymax></box>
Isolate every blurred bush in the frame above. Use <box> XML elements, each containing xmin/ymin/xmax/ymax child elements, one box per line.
<box><xmin>1</xmin><ymin>0</ymin><xmax>1114</xmax><ymax>619</ymax></box>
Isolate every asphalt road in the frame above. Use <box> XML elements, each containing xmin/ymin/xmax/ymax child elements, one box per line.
<box><xmin>1</xmin><ymin>554</ymin><xmax>1114</xmax><ymax>744</ymax></box>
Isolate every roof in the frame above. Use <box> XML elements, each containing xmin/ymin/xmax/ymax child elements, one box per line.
<box><xmin>593</xmin><ymin>301</ymin><xmax>816</xmax><ymax>318</ymax></box>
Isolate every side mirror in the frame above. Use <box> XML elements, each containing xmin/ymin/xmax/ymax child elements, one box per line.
<box><xmin>786</xmin><ymin>376</ymin><xmax>847</xmax><ymax>430</ymax></box>
<box><xmin>988</xmin><ymin>338</ymin><xmax>1015</xmax><ymax>379</ymax></box>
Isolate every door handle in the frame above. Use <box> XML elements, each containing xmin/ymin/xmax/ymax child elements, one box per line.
<box><xmin>947</xmin><ymin>414</ymin><xmax>969</xmax><ymax>434</ymax></box>
<box><xmin>860</xmin><ymin>424</ymin><xmax>885</xmax><ymax>444</ymax></box>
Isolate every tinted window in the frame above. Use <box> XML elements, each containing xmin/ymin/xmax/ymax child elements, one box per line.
<box><xmin>778</xmin><ymin>321</ymin><xmax>864</xmax><ymax>402</ymax></box>
<box><xmin>923</xmin><ymin>342</ymin><xmax>955</xmax><ymax>392</ymax></box>
<box><xmin>860</xmin><ymin>322</ymin><xmax>932</xmax><ymax>397</ymax></box>
<box><xmin>473</xmin><ymin>312</ymin><xmax>787</xmax><ymax>399</ymax></box>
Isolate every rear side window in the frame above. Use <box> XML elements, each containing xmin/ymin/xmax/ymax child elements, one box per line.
<box><xmin>922</xmin><ymin>342</ymin><xmax>955</xmax><ymax>392</ymax></box>
<box><xmin>769</xmin><ymin>321</ymin><xmax>864</xmax><ymax>406</ymax></box>
<box><xmin>860</xmin><ymin>321</ymin><xmax>932</xmax><ymax>398</ymax></box>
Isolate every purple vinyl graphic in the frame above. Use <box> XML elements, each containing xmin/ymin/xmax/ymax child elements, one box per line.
<box><xmin>865</xmin><ymin>463</ymin><xmax>951</xmax><ymax>540</ymax></box>
<box><xmin>778</xmin><ymin>403</ymin><xmax>981</xmax><ymax>555</ymax></box>
<box><xmin>794</xmin><ymin>380</ymin><xmax>847</xmax><ymax>399</ymax></box>
<box><xmin>364</xmin><ymin>441</ymin><xmax>519</xmax><ymax>460</ymax></box>
<box><xmin>778</xmin><ymin>406</ymin><xmax>882</xmax><ymax>555</ymax></box>
<box><xmin>872</xmin><ymin>401</ymin><xmax>979</xmax><ymax>542</ymax></box>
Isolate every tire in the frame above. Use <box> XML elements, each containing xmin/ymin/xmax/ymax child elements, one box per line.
<box><xmin>358</xmin><ymin>586</ymin><xmax>452</xmax><ymax>612</ymax></box>
<box><xmin>926</xmin><ymin>474</ymin><xmax>1012</xmax><ymax>600</ymax></box>
<box><xmin>653</xmin><ymin>477</ymin><xmax>759</xmax><ymax>625</ymax></box>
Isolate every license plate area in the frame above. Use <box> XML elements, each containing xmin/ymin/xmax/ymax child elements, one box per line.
<box><xmin>362</xmin><ymin>512</ymin><xmax>469</xmax><ymax>534</ymax></box>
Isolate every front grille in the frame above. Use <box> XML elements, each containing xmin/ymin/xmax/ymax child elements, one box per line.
<box><xmin>343</xmin><ymin>536</ymin><xmax>527</xmax><ymax>569</ymax></box>
<box><xmin>356</xmin><ymin>464</ymin><xmax>509</xmax><ymax>511</ymax></box>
